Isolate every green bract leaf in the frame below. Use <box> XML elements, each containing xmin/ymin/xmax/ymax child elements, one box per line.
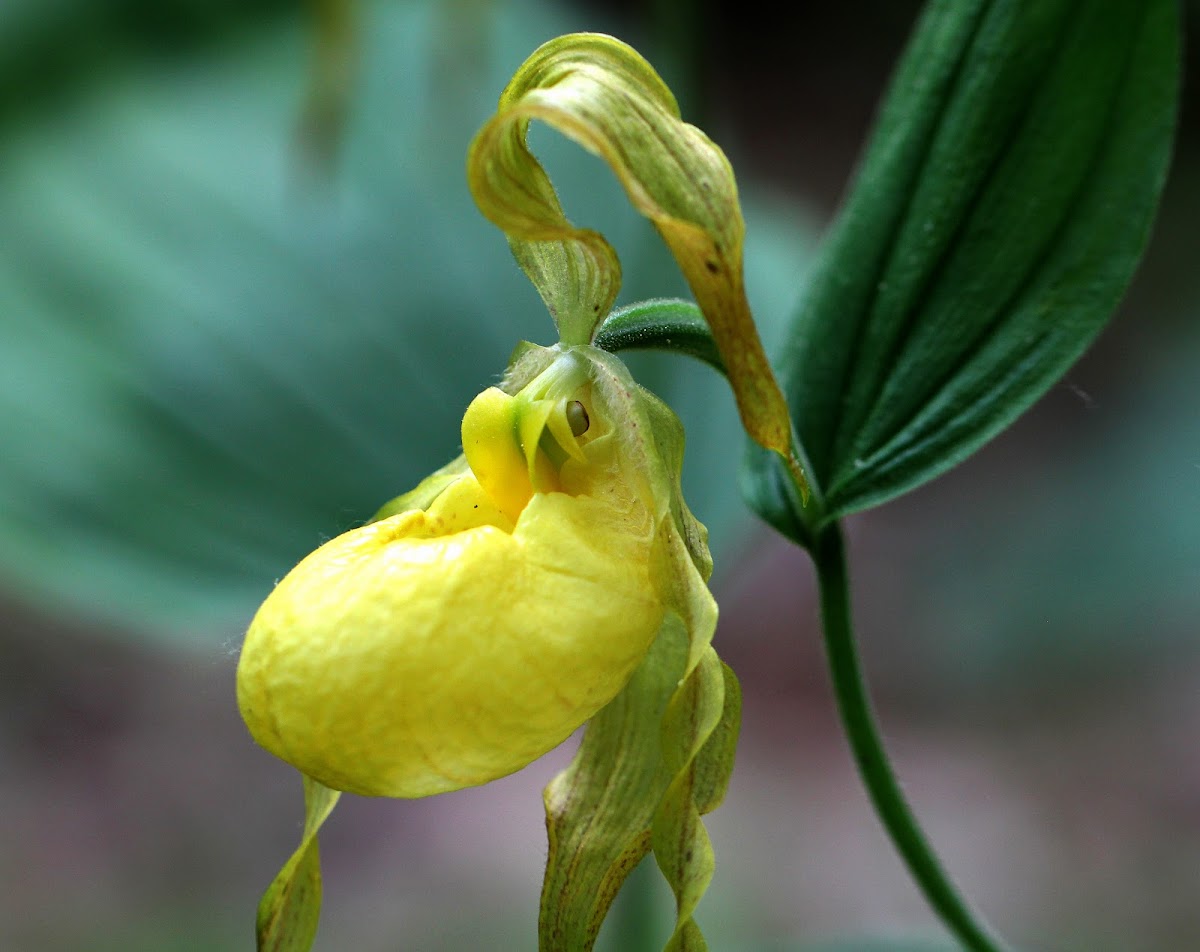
<box><xmin>594</xmin><ymin>299</ymin><xmax>726</xmax><ymax>377</ymax></box>
<box><xmin>748</xmin><ymin>0</ymin><xmax>1179</xmax><ymax>530</ymax></box>
<box><xmin>255</xmin><ymin>776</ymin><xmax>340</xmax><ymax>952</ymax></box>
<box><xmin>467</xmin><ymin>32</ymin><xmax>805</xmax><ymax>497</ymax></box>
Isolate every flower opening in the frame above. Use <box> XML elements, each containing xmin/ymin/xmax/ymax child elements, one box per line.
<box><xmin>236</xmin><ymin>347</ymin><xmax>670</xmax><ymax>798</ymax></box>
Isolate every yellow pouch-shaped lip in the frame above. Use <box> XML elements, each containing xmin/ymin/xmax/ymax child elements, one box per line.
<box><xmin>237</xmin><ymin>370</ymin><xmax>664</xmax><ymax>798</ymax></box>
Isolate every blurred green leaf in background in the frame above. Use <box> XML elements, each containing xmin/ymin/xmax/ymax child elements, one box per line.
<box><xmin>0</xmin><ymin>0</ymin><xmax>816</xmax><ymax>642</ymax></box>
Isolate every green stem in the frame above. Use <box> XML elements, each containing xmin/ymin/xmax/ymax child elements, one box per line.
<box><xmin>812</xmin><ymin>522</ymin><xmax>1013</xmax><ymax>952</ymax></box>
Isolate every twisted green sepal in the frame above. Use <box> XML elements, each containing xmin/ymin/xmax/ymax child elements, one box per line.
<box><xmin>466</xmin><ymin>32</ymin><xmax>806</xmax><ymax>500</ymax></box>
<box><xmin>642</xmin><ymin>388</ymin><xmax>741</xmax><ymax>952</ymax></box>
<box><xmin>254</xmin><ymin>776</ymin><xmax>341</xmax><ymax>952</ymax></box>
<box><xmin>652</xmin><ymin>650</ymin><xmax>738</xmax><ymax>952</ymax></box>
<box><xmin>540</xmin><ymin>633</ymin><xmax>740</xmax><ymax>952</ymax></box>
<box><xmin>536</xmin><ymin>349</ymin><xmax>741</xmax><ymax>952</ymax></box>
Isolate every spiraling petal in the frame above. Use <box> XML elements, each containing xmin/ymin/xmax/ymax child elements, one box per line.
<box><xmin>467</xmin><ymin>32</ymin><xmax>806</xmax><ymax>496</ymax></box>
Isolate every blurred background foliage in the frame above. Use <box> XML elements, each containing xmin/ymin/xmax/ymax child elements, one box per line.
<box><xmin>0</xmin><ymin>0</ymin><xmax>814</xmax><ymax>638</ymax></box>
<box><xmin>0</xmin><ymin>1</ymin><xmax>1197</xmax><ymax>950</ymax></box>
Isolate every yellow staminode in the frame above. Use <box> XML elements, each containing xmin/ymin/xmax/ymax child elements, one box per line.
<box><xmin>236</xmin><ymin>351</ymin><xmax>664</xmax><ymax>798</ymax></box>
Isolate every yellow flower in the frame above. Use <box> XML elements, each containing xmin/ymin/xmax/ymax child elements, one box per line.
<box><xmin>240</xmin><ymin>33</ymin><xmax>772</xmax><ymax>952</ymax></box>
<box><xmin>237</xmin><ymin>346</ymin><xmax>676</xmax><ymax>797</ymax></box>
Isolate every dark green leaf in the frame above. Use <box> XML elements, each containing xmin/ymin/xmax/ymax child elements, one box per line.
<box><xmin>749</xmin><ymin>0</ymin><xmax>1180</xmax><ymax>528</ymax></box>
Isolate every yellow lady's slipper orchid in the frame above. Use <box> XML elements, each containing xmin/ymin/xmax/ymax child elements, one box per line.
<box><xmin>237</xmin><ymin>346</ymin><xmax>682</xmax><ymax>798</ymax></box>
<box><xmin>241</xmin><ymin>32</ymin><xmax>758</xmax><ymax>952</ymax></box>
